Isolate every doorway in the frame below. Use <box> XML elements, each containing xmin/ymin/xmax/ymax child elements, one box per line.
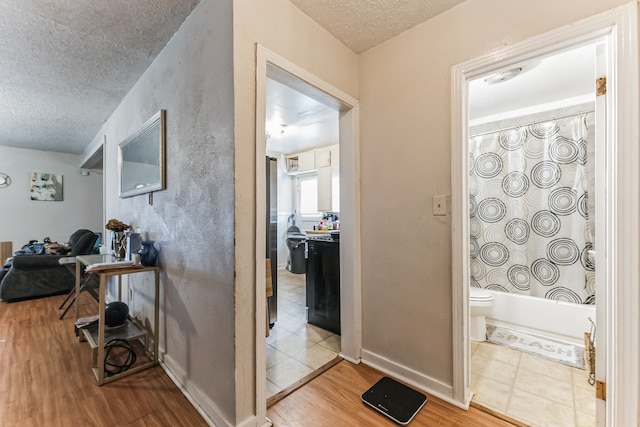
<box><xmin>264</xmin><ymin>75</ymin><xmax>342</xmax><ymax>401</ymax></box>
<box><xmin>466</xmin><ymin>42</ymin><xmax>598</xmax><ymax>426</ymax></box>
<box><xmin>254</xmin><ymin>45</ymin><xmax>361</xmax><ymax>419</ymax></box>
<box><xmin>451</xmin><ymin>4</ymin><xmax>639</xmax><ymax>426</ymax></box>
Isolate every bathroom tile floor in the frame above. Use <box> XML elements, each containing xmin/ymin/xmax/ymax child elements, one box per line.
<box><xmin>471</xmin><ymin>339</ymin><xmax>595</xmax><ymax>427</ymax></box>
<box><xmin>266</xmin><ymin>268</ymin><xmax>341</xmax><ymax>398</ymax></box>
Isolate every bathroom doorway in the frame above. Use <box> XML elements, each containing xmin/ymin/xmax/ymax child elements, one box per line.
<box><xmin>451</xmin><ymin>5</ymin><xmax>639</xmax><ymax>426</ymax></box>
<box><xmin>466</xmin><ymin>42</ymin><xmax>598</xmax><ymax>426</ymax></box>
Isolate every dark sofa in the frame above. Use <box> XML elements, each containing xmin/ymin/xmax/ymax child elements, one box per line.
<box><xmin>0</xmin><ymin>229</ymin><xmax>98</xmax><ymax>302</ymax></box>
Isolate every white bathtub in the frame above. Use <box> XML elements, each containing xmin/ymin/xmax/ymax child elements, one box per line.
<box><xmin>485</xmin><ymin>290</ymin><xmax>595</xmax><ymax>346</ymax></box>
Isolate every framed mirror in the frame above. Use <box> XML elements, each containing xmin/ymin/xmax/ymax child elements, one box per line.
<box><xmin>118</xmin><ymin>110</ymin><xmax>166</xmax><ymax>198</ymax></box>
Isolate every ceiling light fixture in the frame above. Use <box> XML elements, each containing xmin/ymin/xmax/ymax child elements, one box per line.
<box><xmin>484</xmin><ymin>67</ymin><xmax>523</xmax><ymax>85</ymax></box>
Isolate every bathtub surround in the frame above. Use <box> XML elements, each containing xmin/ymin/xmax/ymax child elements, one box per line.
<box><xmin>485</xmin><ymin>288</ymin><xmax>595</xmax><ymax>346</ymax></box>
<box><xmin>487</xmin><ymin>325</ymin><xmax>584</xmax><ymax>370</ymax></box>
<box><xmin>469</xmin><ymin>106</ymin><xmax>595</xmax><ymax>305</ymax></box>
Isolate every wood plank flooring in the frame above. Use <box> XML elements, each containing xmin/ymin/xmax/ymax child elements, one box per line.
<box><xmin>0</xmin><ymin>293</ymin><xmax>207</xmax><ymax>426</ymax></box>
<box><xmin>1</xmin><ymin>292</ymin><xmax>516</xmax><ymax>426</ymax></box>
<box><xmin>268</xmin><ymin>360</ymin><xmax>517</xmax><ymax>427</ymax></box>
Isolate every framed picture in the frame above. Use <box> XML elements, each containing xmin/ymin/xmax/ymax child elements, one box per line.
<box><xmin>30</xmin><ymin>172</ymin><xmax>63</xmax><ymax>201</ymax></box>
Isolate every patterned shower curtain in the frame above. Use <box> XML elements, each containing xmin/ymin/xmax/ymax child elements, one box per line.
<box><xmin>469</xmin><ymin>112</ymin><xmax>595</xmax><ymax>304</ymax></box>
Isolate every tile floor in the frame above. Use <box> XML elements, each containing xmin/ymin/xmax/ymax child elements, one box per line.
<box><xmin>266</xmin><ymin>268</ymin><xmax>341</xmax><ymax>398</ymax></box>
<box><xmin>471</xmin><ymin>339</ymin><xmax>596</xmax><ymax>427</ymax></box>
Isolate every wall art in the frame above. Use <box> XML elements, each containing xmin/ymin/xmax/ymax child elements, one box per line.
<box><xmin>30</xmin><ymin>172</ymin><xmax>63</xmax><ymax>201</ymax></box>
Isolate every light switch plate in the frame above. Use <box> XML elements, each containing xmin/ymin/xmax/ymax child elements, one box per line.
<box><xmin>433</xmin><ymin>195</ymin><xmax>447</xmax><ymax>216</ymax></box>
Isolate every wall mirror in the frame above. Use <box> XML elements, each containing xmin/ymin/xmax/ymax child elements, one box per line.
<box><xmin>119</xmin><ymin>110</ymin><xmax>166</xmax><ymax>198</ymax></box>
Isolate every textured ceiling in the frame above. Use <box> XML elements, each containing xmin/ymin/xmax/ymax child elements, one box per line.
<box><xmin>289</xmin><ymin>0</ymin><xmax>466</xmax><ymax>53</ymax></box>
<box><xmin>0</xmin><ymin>0</ymin><xmax>465</xmax><ymax>156</ymax></box>
<box><xmin>0</xmin><ymin>0</ymin><xmax>200</xmax><ymax>155</ymax></box>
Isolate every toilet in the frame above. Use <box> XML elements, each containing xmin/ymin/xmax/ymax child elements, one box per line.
<box><xmin>470</xmin><ymin>288</ymin><xmax>495</xmax><ymax>342</ymax></box>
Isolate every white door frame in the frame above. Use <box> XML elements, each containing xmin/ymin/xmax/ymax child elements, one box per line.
<box><xmin>254</xmin><ymin>44</ymin><xmax>362</xmax><ymax>424</ymax></box>
<box><xmin>451</xmin><ymin>3</ymin><xmax>638</xmax><ymax>426</ymax></box>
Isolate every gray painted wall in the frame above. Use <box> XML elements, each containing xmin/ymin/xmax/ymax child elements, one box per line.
<box><xmin>89</xmin><ymin>0</ymin><xmax>236</xmax><ymax>424</ymax></box>
<box><xmin>0</xmin><ymin>145</ymin><xmax>102</xmax><ymax>251</ymax></box>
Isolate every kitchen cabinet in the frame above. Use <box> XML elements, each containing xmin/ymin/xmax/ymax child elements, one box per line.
<box><xmin>317</xmin><ymin>166</ymin><xmax>332</xmax><ymax>212</ymax></box>
<box><xmin>315</xmin><ymin>147</ymin><xmax>331</xmax><ymax>168</ymax></box>
<box><xmin>285</xmin><ymin>144</ymin><xmax>339</xmax><ymax>175</ymax></box>
<box><xmin>330</xmin><ymin>145</ymin><xmax>339</xmax><ymax>166</ymax></box>
<box><xmin>317</xmin><ymin>165</ymin><xmax>339</xmax><ymax>213</ymax></box>
<box><xmin>285</xmin><ymin>151</ymin><xmax>315</xmax><ymax>174</ymax></box>
<box><xmin>306</xmin><ymin>239</ymin><xmax>340</xmax><ymax>334</ymax></box>
<box><xmin>298</xmin><ymin>151</ymin><xmax>315</xmax><ymax>172</ymax></box>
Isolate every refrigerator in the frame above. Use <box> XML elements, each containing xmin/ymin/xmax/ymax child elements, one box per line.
<box><xmin>266</xmin><ymin>156</ymin><xmax>278</xmax><ymax>326</ymax></box>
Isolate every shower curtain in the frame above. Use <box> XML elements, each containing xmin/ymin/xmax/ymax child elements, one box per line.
<box><xmin>469</xmin><ymin>109</ymin><xmax>595</xmax><ymax>304</ymax></box>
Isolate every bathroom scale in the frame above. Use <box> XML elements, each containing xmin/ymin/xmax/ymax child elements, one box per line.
<box><xmin>361</xmin><ymin>376</ymin><xmax>428</xmax><ymax>425</ymax></box>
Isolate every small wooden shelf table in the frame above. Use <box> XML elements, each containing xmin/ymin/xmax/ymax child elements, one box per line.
<box><xmin>75</xmin><ymin>254</ymin><xmax>160</xmax><ymax>385</ymax></box>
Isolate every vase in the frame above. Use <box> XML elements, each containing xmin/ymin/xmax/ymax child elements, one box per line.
<box><xmin>112</xmin><ymin>231</ymin><xmax>127</xmax><ymax>260</ymax></box>
<box><xmin>139</xmin><ymin>240</ymin><xmax>158</xmax><ymax>266</ymax></box>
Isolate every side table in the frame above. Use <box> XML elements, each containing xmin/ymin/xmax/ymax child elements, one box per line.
<box><xmin>75</xmin><ymin>254</ymin><xmax>160</xmax><ymax>385</ymax></box>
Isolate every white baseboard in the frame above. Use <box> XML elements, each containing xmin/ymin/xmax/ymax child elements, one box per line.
<box><xmin>360</xmin><ymin>349</ymin><xmax>467</xmax><ymax>410</ymax></box>
<box><xmin>339</xmin><ymin>353</ymin><xmax>361</xmax><ymax>365</ymax></box>
<box><xmin>161</xmin><ymin>355</ymin><xmax>231</xmax><ymax>427</ymax></box>
<box><xmin>235</xmin><ymin>416</ymin><xmax>266</xmax><ymax>427</ymax></box>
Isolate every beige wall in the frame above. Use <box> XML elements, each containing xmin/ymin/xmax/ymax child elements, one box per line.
<box><xmin>233</xmin><ymin>0</ymin><xmax>358</xmax><ymax>423</ymax></box>
<box><xmin>357</xmin><ymin>0</ymin><xmax>630</xmax><ymax>393</ymax></box>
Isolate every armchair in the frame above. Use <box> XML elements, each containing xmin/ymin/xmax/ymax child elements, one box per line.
<box><xmin>0</xmin><ymin>229</ymin><xmax>98</xmax><ymax>302</ymax></box>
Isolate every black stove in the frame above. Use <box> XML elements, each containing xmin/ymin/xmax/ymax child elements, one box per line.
<box><xmin>307</xmin><ymin>234</ymin><xmax>335</xmax><ymax>242</ymax></box>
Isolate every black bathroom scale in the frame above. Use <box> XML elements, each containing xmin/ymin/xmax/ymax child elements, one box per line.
<box><xmin>361</xmin><ymin>376</ymin><xmax>428</xmax><ymax>425</ymax></box>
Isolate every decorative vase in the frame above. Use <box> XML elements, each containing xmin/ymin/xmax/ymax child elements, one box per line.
<box><xmin>112</xmin><ymin>231</ymin><xmax>127</xmax><ymax>260</ymax></box>
<box><xmin>139</xmin><ymin>240</ymin><xmax>158</xmax><ymax>266</ymax></box>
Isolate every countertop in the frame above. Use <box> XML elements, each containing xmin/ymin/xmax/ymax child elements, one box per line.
<box><xmin>305</xmin><ymin>230</ymin><xmax>332</xmax><ymax>235</ymax></box>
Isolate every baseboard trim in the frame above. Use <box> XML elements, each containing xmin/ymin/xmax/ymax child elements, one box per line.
<box><xmin>470</xmin><ymin>401</ymin><xmax>529</xmax><ymax>427</ymax></box>
<box><xmin>339</xmin><ymin>353</ymin><xmax>361</xmax><ymax>365</ymax></box>
<box><xmin>161</xmin><ymin>355</ymin><xmax>230</xmax><ymax>427</ymax></box>
<box><xmin>236</xmin><ymin>415</ymin><xmax>263</xmax><ymax>427</ymax></box>
<box><xmin>360</xmin><ymin>349</ymin><xmax>467</xmax><ymax>410</ymax></box>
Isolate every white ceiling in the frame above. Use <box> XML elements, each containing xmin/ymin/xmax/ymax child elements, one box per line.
<box><xmin>265</xmin><ymin>78</ymin><xmax>339</xmax><ymax>156</ymax></box>
<box><xmin>469</xmin><ymin>44</ymin><xmax>596</xmax><ymax>121</ymax></box>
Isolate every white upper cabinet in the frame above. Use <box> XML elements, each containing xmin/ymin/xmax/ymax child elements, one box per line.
<box><xmin>329</xmin><ymin>145</ymin><xmax>339</xmax><ymax>166</ymax></box>
<box><xmin>315</xmin><ymin>147</ymin><xmax>331</xmax><ymax>168</ymax></box>
<box><xmin>285</xmin><ymin>144</ymin><xmax>339</xmax><ymax>175</ymax></box>
<box><xmin>317</xmin><ymin>166</ymin><xmax>332</xmax><ymax>212</ymax></box>
<box><xmin>298</xmin><ymin>151</ymin><xmax>315</xmax><ymax>172</ymax></box>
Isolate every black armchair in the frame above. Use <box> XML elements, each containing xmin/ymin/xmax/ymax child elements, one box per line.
<box><xmin>0</xmin><ymin>229</ymin><xmax>98</xmax><ymax>302</ymax></box>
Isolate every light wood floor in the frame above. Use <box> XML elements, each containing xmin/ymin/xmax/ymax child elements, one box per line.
<box><xmin>0</xmin><ymin>292</ymin><xmax>208</xmax><ymax>426</ymax></box>
<box><xmin>1</xmin><ymin>292</ymin><xmax>516</xmax><ymax>426</ymax></box>
<box><xmin>268</xmin><ymin>360</ymin><xmax>517</xmax><ymax>426</ymax></box>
